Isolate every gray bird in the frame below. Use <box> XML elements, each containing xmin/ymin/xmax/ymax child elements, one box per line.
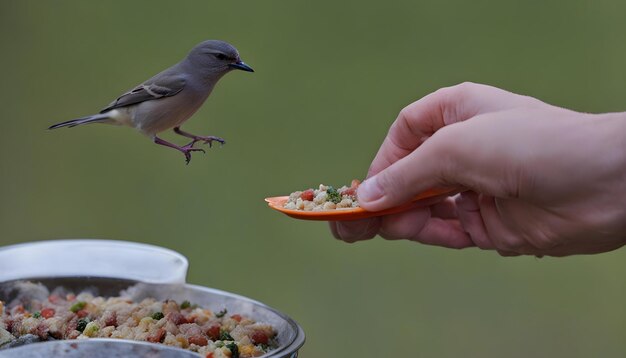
<box><xmin>49</xmin><ymin>40</ymin><xmax>253</xmax><ymax>163</ymax></box>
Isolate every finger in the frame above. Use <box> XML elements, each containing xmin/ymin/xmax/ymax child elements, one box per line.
<box><xmin>429</xmin><ymin>197</ymin><xmax>458</xmax><ymax>219</ymax></box>
<box><xmin>367</xmin><ymin>82</ymin><xmax>540</xmax><ymax>177</ymax></box>
<box><xmin>411</xmin><ymin>218</ymin><xmax>474</xmax><ymax>249</ymax></box>
<box><xmin>357</xmin><ymin>128</ymin><xmax>461</xmax><ymax>211</ymax></box>
<box><xmin>378</xmin><ymin>207</ymin><xmax>430</xmax><ymax>241</ymax></box>
<box><xmin>379</xmin><ymin>208</ymin><xmax>474</xmax><ymax>249</ymax></box>
<box><xmin>455</xmin><ymin>191</ymin><xmax>496</xmax><ymax>250</ymax></box>
<box><xmin>478</xmin><ymin>195</ymin><xmax>536</xmax><ymax>255</ymax></box>
<box><xmin>387</xmin><ymin>192</ymin><xmax>460</xmax><ymax>218</ymax></box>
<box><xmin>329</xmin><ymin>196</ymin><xmax>456</xmax><ymax>243</ymax></box>
<box><xmin>359</xmin><ymin>111</ymin><xmax>529</xmax><ymax>212</ymax></box>
<box><xmin>329</xmin><ymin>221</ymin><xmax>341</xmax><ymax>239</ymax></box>
<box><xmin>330</xmin><ymin>218</ymin><xmax>381</xmax><ymax>243</ymax></box>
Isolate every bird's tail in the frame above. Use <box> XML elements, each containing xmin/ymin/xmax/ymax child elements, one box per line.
<box><xmin>48</xmin><ymin>113</ymin><xmax>111</xmax><ymax>130</ymax></box>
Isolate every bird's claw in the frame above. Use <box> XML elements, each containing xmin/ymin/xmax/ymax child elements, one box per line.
<box><xmin>181</xmin><ymin>143</ymin><xmax>205</xmax><ymax>164</ymax></box>
<box><xmin>192</xmin><ymin>136</ymin><xmax>226</xmax><ymax>148</ymax></box>
<box><xmin>173</xmin><ymin>127</ymin><xmax>225</xmax><ymax>148</ymax></box>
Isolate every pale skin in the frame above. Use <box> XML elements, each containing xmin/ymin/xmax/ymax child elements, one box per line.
<box><xmin>330</xmin><ymin>82</ymin><xmax>626</xmax><ymax>256</ymax></box>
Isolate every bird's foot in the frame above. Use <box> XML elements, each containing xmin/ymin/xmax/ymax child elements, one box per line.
<box><xmin>154</xmin><ymin>136</ymin><xmax>205</xmax><ymax>164</ymax></box>
<box><xmin>191</xmin><ymin>135</ymin><xmax>225</xmax><ymax>148</ymax></box>
<box><xmin>180</xmin><ymin>142</ymin><xmax>206</xmax><ymax>164</ymax></box>
<box><xmin>173</xmin><ymin>127</ymin><xmax>225</xmax><ymax>148</ymax></box>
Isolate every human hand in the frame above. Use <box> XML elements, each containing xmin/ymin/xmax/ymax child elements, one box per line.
<box><xmin>331</xmin><ymin>83</ymin><xmax>626</xmax><ymax>256</ymax></box>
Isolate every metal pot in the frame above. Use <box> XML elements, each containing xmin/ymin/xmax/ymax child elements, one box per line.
<box><xmin>0</xmin><ymin>277</ymin><xmax>305</xmax><ymax>357</ymax></box>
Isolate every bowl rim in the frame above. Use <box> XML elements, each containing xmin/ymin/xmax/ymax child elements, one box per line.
<box><xmin>0</xmin><ymin>239</ymin><xmax>189</xmax><ymax>283</ymax></box>
<box><xmin>0</xmin><ymin>277</ymin><xmax>305</xmax><ymax>357</ymax></box>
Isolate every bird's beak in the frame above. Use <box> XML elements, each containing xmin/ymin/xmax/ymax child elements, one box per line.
<box><xmin>229</xmin><ymin>61</ymin><xmax>254</xmax><ymax>72</ymax></box>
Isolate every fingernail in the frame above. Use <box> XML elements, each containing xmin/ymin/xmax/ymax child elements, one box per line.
<box><xmin>358</xmin><ymin>176</ymin><xmax>384</xmax><ymax>203</ymax></box>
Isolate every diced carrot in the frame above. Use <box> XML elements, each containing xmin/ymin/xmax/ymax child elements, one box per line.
<box><xmin>35</xmin><ymin>322</ymin><xmax>49</xmax><ymax>339</ymax></box>
<box><xmin>189</xmin><ymin>335</ymin><xmax>208</xmax><ymax>346</ymax></box>
<box><xmin>251</xmin><ymin>331</ymin><xmax>268</xmax><ymax>344</ymax></box>
<box><xmin>207</xmin><ymin>325</ymin><xmax>220</xmax><ymax>340</ymax></box>
<box><xmin>41</xmin><ymin>308</ymin><xmax>55</xmax><ymax>319</ymax></box>
<box><xmin>341</xmin><ymin>187</ymin><xmax>356</xmax><ymax>196</ymax></box>
<box><xmin>341</xmin><ymin>179</ymin><xmax>361</xmax><ymax>196</ymax></box>
<box><xmin>230</xmin><ymin>314</ymin><xmax>242</xmax><ymax>322</ymax></box>
<box><xmin>104</xmin><ymin>312</ymin><xmax>117</xmax><ymax>327</ymax></box>
<box><xmin>146</xmin><ymin>328</ymin><xmax>166</xmax><ymax>343</ymax></box>
<box><xmin>166</xmin><ymin>311</ymin><xmax>188</xmax><ymax>325</ymax></box>
<box><xmin>300</xmin><ymin>189</ymin><xmax>314</xmax><ymax>201</ymax></box>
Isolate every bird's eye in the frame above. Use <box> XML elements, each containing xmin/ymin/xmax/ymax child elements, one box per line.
<box><xmin>215</xmin><ymin>53</ymin><xmax>227</xmax><ymax>60</ymax></box>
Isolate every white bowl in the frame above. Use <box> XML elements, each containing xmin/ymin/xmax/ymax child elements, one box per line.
<box><xmin>0</xmin><ymin>239</ymin><xmax>188</xmax><ymax>284</ymax></box>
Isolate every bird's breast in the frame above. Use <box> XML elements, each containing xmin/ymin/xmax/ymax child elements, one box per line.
<box><xmin>131</xmin><ymin>87</ymin><xmax>212</xmax><ymax>136</ymax></box>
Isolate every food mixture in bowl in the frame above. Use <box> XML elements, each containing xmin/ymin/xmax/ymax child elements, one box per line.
<box><xmin>284</xmin><ymin>180</ymin><xmax>360</xmax><ymax>211</ymax></box>
<box><xmin>0</xmin><ymin>285</ymin><xmax>277</xmax><ymax>357</ymax></box>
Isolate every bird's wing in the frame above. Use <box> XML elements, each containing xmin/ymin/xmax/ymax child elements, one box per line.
<box><xmin>100</xmin><ymin>74</ymin><xmax>186</xmax><ymax>113</ymax></box>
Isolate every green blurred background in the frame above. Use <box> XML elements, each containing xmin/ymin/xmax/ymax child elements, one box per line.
<box><xmin>1</xmin><ymin>1</ymin><xmax>625</xmax><ymax>356</ymax></box>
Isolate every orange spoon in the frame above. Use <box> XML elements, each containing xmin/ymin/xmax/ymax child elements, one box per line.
<box><xmin>265</xmin><ymin>187</ymin><xmax>460</xmax><ymax>221</ymax></box>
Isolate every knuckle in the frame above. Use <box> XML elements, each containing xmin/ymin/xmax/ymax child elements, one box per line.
<box><xmin>398</xmin><ymin>105</ymin><xmax>412</xmax><ymax>122</ymax></box>
<box><xmin>395</xmin><ymin>105</ymin><xmax>426</xmax><ymax>140</ymax></box>
<box><xmin>456</xmin><ymin>81</ymin><xmax>478</xmax><ymax>91</ymax></box>
<box><xmin>425</xmin><ymin>126</ymin><xmax>464</xmax><ymax>183</ymax></box>
<box><xmin>390</xmin><ymin>107</ymin><xmax>412</xmax><ymax>137</ymax></box>
<box><xmin>493</xmin><ymin>235</ymin><xmax>526</xmax><ymax>253</ymax></box>
<box><xmin>438</xmin><ymin>81</ymin><xmax>477</xmax><ymax>99</ymax></box>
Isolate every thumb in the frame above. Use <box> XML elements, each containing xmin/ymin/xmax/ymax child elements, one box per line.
<box><xmin>357</xmin><ymin>123</ymin><xmax>511</xmax><ymax>211</ymax></box>
<box><xmin>357</xmin><ymin>137</ymin><xmax>452</xmax><ymax>212</ymax></box>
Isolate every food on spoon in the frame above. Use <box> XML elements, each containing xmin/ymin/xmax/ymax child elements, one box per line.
<box><xmin>0</xmin><ymin>284</ymin><xmax>278</xmax><ymax>357</ymax></box>
<box><xmin>284</xmin><ymin>179</ymin><xmax>361</xmax><ymax>211</ymax></box>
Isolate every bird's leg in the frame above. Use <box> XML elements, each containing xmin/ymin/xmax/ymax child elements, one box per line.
<box><xmin>153</xmin><ymin>136</ymin><xmax>205</xmax><ymax>164</ymax></box>
<box><xmin>173</xmin><ymin>127</ymin><xmax>225</xmax><ymax>148</ymax></box>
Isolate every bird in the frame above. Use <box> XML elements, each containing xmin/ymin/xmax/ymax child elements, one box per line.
<box><xmin>49</xmin><ymin>40</ymin><xmax>254</xmax><ymax>164</ymax></box>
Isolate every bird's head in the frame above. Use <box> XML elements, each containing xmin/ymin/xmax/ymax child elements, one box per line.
<box><xmin>187</xmin><ymin>40</ymin><xmax>254</xmax><ymax>76</ymax></box>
